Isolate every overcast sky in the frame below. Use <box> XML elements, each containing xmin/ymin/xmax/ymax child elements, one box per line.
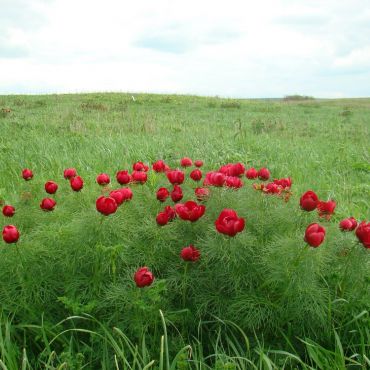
<box><xmin>1</xmin><ymin>0</ymin><xmax>370</xmax><ymax>97</ymax></box>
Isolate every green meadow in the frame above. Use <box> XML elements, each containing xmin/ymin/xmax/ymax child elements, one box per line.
<box><xmin>0</xmin><ymin>93</ymin><xmax>369</xmax><ymax>369</ymax></box>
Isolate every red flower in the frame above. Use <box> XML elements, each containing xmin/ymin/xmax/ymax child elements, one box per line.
<box><xmin>164</xmin><ymin>205</ymin><xmax>176</xmax><ymax>221</ymax></box>
<box><xmin>2</xmin><ymin>225</ymin><xmax>20</xmax><ymax>243</ymax></box>
<box><xmin>181</xmin><ymin>245</ymin><xmax>200</xmax><ymax>262</ymax></box>
<box><xmin>96</xmin><ymin>173</ymin><xmax>110</xmax><ymax>185</ymax></box>
<box><xmin>262</xmin><ymin>182</ymin><xmax>281</xmax><ymax>194</ymax></box>
<box><xmin>40</xmin><ymin>198</ymin><xmax>56</xmax><ymax>211</ymax></box>
<box><xmin>246</xmin><ymin>168</ymin><xmax>258</xmax><ymax>179</ymax></box>
<box><xmin>133</xmin><ymin>161</ymin><xmax>149</xmax><ymax>172</ymax></box>
<box><xmin>152</xmin><ymin>160</ymin><xmax>169</xmax><ymax>172</ymax></box>
<box><xmin>300</xmin><ymin>190</ymin><xmax>319</xmax><ymax>211</ymax></box>
<box><xmin>219</xmin><ymin>163</ymin><xmax>245</xmax><ymax>177</ymax></box>
<box><xmin>22</xmin><ymin>168</ymin><xmax>33</xmax><ymax>181</ymax></box>
<box><xmin>116</xmin><ymin>170</ymin><xmax>131</xmax><ymax>185</ymax></box>
<box><xmin>171</xmin><ymin>185</ymin><xmax>183</xmax><ymax>202</ymax></box>
<box><xmin>258</xmin><ymin>168</ymin><xmax>270</xmax><ymax>181</ymax></box>
<box><xmin>273</xmin><ymin>177</ymin><xmax>292</xmax><ymax>189</ymax></box>
<box><xmin>131</xmin><ymin>171</ymin><xmax>147</xmax><ymax>184</ymax></box>
<box><xmin>167</xmin><ymin>170</ymin><xmax>185</xmax><ymax>185</ymax></box>
<box><xmin>134</xmin><ymin>267</ymin><xmax>154</xmax><ymax>288</ymax></box>
<box><xmin>175</xmin><ymin>201</ymin><xmax>205</xmax><ymax>222</ymax></box>
<box><xmin>355</xmin><ymin>221</ymin><xmax>370</xmax><ymax>248</ymax></box>
<box><xmin>45</xmin><ymin>181</ymin><xmax>58</xmax><ymax>194</ymax></box>
<box><xmin>190</xmin><ymin>169</ymin><xmax>202</xmax><ymax>181</ymax></box>
<box><xmin>96</xmin><ymin>196</ymin><xmax>118</xmax><ymax>216</ymax></box>
<box><xmin>203</xmin><ymin>172</ymin><xmax>225</xmax><ymax>187</ymax></box>
<box><xmin>215</xmin><ymin>209</ymin><xmax>245</xmax><ymax>237</ymax></box>
<box><xmin>2</xmin><ymin>205</ymin><xmax>15</xmax><ymax>217</ymax></box>
<box><xmin>304</xmin><ymin>223</ymin><xmax>326</xmax><ymax>247</ymax></box>
<box><xmin>119</xmin><ymin>187</ymin><xmax>133</xmax><ymax>201</ymax></box>
<box><xmin>180</xmin><ymin>157</ymin><xmax>192</xmax><ymax>167</ymax></box>
<box><xmin>63</xmin><ymin>168</ymin><xmax>77</xmax><ymax>179</ymax></box>
<box><xmin>317</xmin><ymin>200</ymin><xmax>336</xmax><ymax>219</ymax></box>
<box><xmin>225</xmin><ymin>176</ymin><xmax>243</xmax><ymax>189</ymax></box>
<box><xmin>109</xmin><ymin>190</ymin><xmax>125</xmax><ymax>206</ymax></box>
<box><xmin>194</xmin><ymin>160</ymin><xmax>203</xmax><ymax>168</ymax></box>
<box><xmin>70</xmin><ymin>176</ymin><xmax>84</xmax><ymax>191</ymax></box>
<box><xmin>157</xmin><ymin>187</ymin><xmax>170</xmax><ymax>202</ymax></box>
<box><xmin>339</xmin><ymin>217</ymin><xmax>357</xmax><ymax>231</ymax></box>
<box><xmin>195</xmin><ymin>187</ymin><xmax>210</xmax><ymax>201</ymax></box>
<box><xmin>156</xmin><ymin>212</ymin><xmax>169</xmax><ymax>226</ymax></box>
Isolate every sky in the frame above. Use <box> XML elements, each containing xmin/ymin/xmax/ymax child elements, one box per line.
<box><xmin>1</xmin><ymin>0</ymin><xmax>370</xmax><ymax>98</ymax></box>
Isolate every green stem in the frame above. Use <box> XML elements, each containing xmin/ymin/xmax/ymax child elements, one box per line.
<box><xmin>182</xmin><ymin>263</ymin><xmax>189</xmax><ymax>309</ymax></box>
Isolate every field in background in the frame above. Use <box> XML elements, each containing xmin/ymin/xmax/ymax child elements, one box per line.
<box><xmin>0</xmin><ymin>93</ymin><xmax>369</xmax><ymax>369</ymax></box>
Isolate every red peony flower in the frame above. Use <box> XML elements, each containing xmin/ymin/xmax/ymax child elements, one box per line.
<box><xmin>175</xmin><ymin>201</ymin><xmax>205</xmax><ymax>222</ymax></box>
<box><xmin>190</xmin><ymin>169</ymin><xmax>202</xmax><ymax>181</ymax></box>
<box><xmin>2</xmin><ymin>205</ymin><xmax>15</xmax><ymax>217</ymax></box>
<box><xmin>63</xmin><ymin>168</ymin><xmax>77</xmax><ymax>179</ymax></box>
<box><xmin>40</xmin><ymin>198</ymin><xmax>56</xmax><ymax>211</ymax></box>
<box><xmin>339</xmin><ymin>217</ymin><xmax>357</xmax><ymax>231</ymax></box>
<box><xmin>180</xmin><ymin>157</ymin><xmax>192</xmax><ymax>167</ymax></box>
<box><xmin>134</xmin><ymin>267</ymin><xmax>154</xmax><ymax>287</ymax></box>
<box><xmin>203</xmin><ymin>172</ymin><xmax>225</xmax><ymax>187</ymax></box>
<box><xmin>131</xmin><ymin>171</ymin><xmax>147</xmax><ymax>184</ymax></box>
<box><xmin>225</xmin><ymin>176</ymin><xmax>243</xmax><ymax>189</ymax></box>
<box><xmin>219</xmin><ymin>163</ymin><xmax>245</xmax><ymax>177</ymax></box>
<box><xmin>133</xmin><ymin>161</ymin><xmax>149</xmax><ymax>172</ymax></box>
<box><xmin>96</xmin><ymin>196</ymin><xmax>118</xmax><ymax>216</ymax></box>
<box><xmin>304</xmin><ymin>223</ymin><xmax>326</xmax><ymax>247</ymax></box>
<box><xmin>152</xmin><ymin>160</ymin><xmax>169</xmax><ymax>172</ymax></box>
<box><xmin>215</xmin><ymin>209</ymin><xmax>245</xmax><ymax>237</ymax></box>
<box><xmin>156</xmin><ymin>212</ymin><xmax>169</xmax><ymax>226</ymax></box>
<box><xmin>246</xmin><ymin>167</ymin><xmax>258</xmax><ymax>179</ymax></box>
<box><xmin>181</xmin><ymin>245</ymin><xmax>200</xmax><ymax>262</ymax></box>
<box><xmin>195</xmin><ymin>187</ymin><xmax>210</xmax><ymax>201</ymax></box>
<box><xmin>2</xmin><ymin>225</ymin><xmax>20</xmax><ymax>243</ymax></box>
<box><xmin>116</xmin><ymin>170</ymin><xmax>131</xmax><ymax>185</ymax></box>
<box><xmin>164</xmin><ymin>205</ymin><xmax>176</xmax><ymax>221</ymax></box>
<box><xmin>300</xmin><ymin>190</ymin><xmax>319</xmax><ymax>211</ymax></box>
<box><xmin>70</xmin><ymin>176</ymin><xmax>84</xmax><ymax>191</ymax></box>
<box><xmin>96</xmin><ymin>173</ymin><xmax>110</xmax><ymax>185</ymax></box>
<box><xmin>22</xmin><ymin>168</ymin><xmax>33</xmax><ymax>181</ymax></box>
<box><xmin>156</xmin><ymin>187</ymin><xmax>170</xmax><ymax>202</ymax></box>
<box><xmin>119</xmin><ymin>187</ymin><xmax>133</xmax><ymax>201</ymax></box>
<box><xmin>109</xmin><ymin>190</ymin><xmax>125</xmax><ymax>206</ymax></box>
<box><xmin>262</xmin><ymin>182</ymin><xmax>281</xmax><ymax>194</ymax></box>
<box><xmin>273</xmin><ymin>177</ymin><xmax>292</xmax><ymax>189</ymax></box>
<box><xmin>171</xmin><ymin>185</ymin><xmax>183</xmax><ymax>202</ymax></box>
<box><xmin>317</xmin><ymin>200</ymin><xmax>336</xmax><ymax>219</ymax></box>
<box><xmin>194</xmin><ymin>160</ymin><xmax>203</xmax><ymax>167</ymax></box>
<box><xmin>258</xmin><ymin>168</ymin><xmax>270</xmax><ymax>181</ymax></box>
<box><xmin>167</xmin><ymin>169</ymin><xmax>185</xmax><ymax>185</ymax></box>
<box><xmin>355</xmin><ymin>221</ymin><xmax>370</xmax><ymax>248</ymax></box>
<box><xmin>45</xmin><ymin>181</ymin><xmax>58</xmax><ymax>194</ymax></box>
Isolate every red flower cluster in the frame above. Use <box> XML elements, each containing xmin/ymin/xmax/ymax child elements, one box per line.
<box><xmin>300</xmin><ymin>190</ymin><xmax>336</xmax><ymax>219</ymax></box>
<box><xmin>156</xmin><ymin>206</ymin><xmax>176</xmax><ymax>226</ymax></box>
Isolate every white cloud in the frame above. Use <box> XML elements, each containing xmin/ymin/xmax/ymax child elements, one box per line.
<box><xmin>0</xmin><ymin>0</ymin><xmax>369</xmax><ymax>97</ymax></box>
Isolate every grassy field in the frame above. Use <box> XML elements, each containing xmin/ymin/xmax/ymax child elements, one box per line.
<box><xmin>0</xmin><ymin>93</ymin><xmax>369</xmax><ymax>369</ymax></box>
